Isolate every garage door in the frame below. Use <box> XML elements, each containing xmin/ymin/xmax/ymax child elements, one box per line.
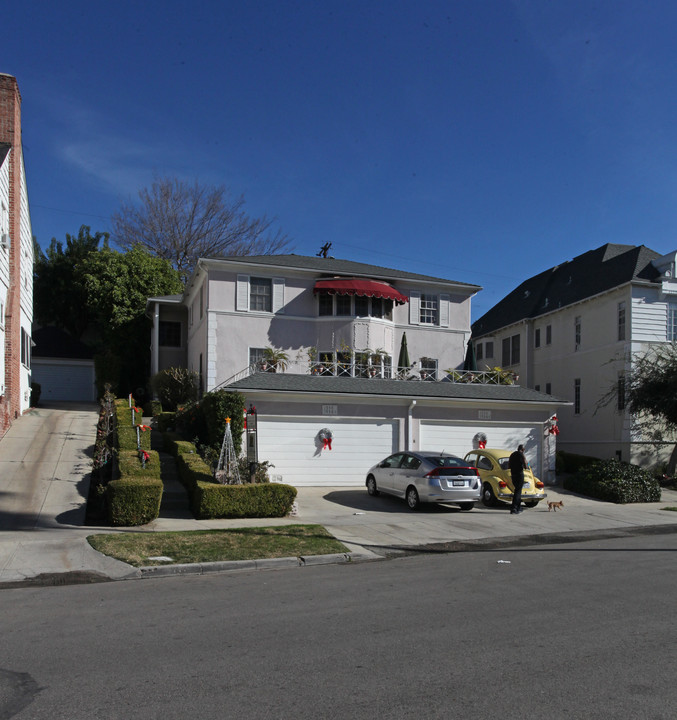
<box><xmin>419</xmin><ymin>421</ymin><xmax>541</xmax><ymax>471</ymax></box>
<box><xmin>257</xmin><ymin>417</ymin><xmax>399</xmax><ymax>486</ymax></box>
<box><xmin>31</xmin><ymin>359</ymin><xmax>96</xmax><ymax>402</ymax></box>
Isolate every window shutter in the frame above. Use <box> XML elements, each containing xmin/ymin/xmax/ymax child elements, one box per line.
<box><xmin>439</xmin><ymin>294</ymin><xmax>450</xmax><ymax>327</ymax></box>
<box><xmin>272</xmin><ymin>277</ymin><xmax>285</xmax><ymax>313</ymax></box>
<box><xmin>409</xmin><ymin>291</ymin><xmax>420</xmax><ymax>325</ymax></box>
<box><xmin>236</xmin><ymin>275</ymin><xmax>249</xmax><ymax>311</ymax></box>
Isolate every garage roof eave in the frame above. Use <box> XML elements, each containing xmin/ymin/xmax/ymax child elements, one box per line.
<box><xmin>221</xmin><ymin>373</ymin><xmax>569</xmax><ymax>405</ymax></box>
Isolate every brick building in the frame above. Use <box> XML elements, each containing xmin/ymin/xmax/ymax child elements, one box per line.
<box><xmin>0</xmin><ymin>73</ymin><xmax>33</xmax><ymax>435</ymax></box>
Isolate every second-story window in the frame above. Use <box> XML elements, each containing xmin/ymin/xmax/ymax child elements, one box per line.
<box><xmin>618</xmin><ymin>301</ymin><xmax>626</xmax><ymax>341</ymax></box>
<box><xmin>250</xmin><ymin>277</ymin><xmax>272</xmax><ymax>312</ymax></box>
<box><xmin>419</xmin><ymin>294</ymin><xmax>438</xmax><ymax>324</ymax></box>
<box><xmin>476</xmin><ymin>343</ymin><xmax>483</xmax><ymax>361</ymax></box>
<box><xmin>502</xmin><ymin>334</ymin><xmax>520</xmax><ymax>366</ymax></box>
<box><xmin>534</xmin><ymin>328</ymin><xmax>541</xmax><ymax>348</ymax></box>
<box><xmin>485</xmin><ymin>341</ymin><xmax>494</xmax><ymax>359</ymax></box>
<box><xmin>546</xmin><ymin>324</ymin><xmax>552</xmax><ymax>345</ymax></box>
<box><xmin>335</xmin><ymin>294</ymin><xmax>351</xmax><ymax>316</ymax></box>
<box><xmin>574</xmin><ymin>316</ymin><xmax>581</xmax><ymax>351</ymax></box>
<box><xmin>159</xmin><ymin>321</ymin><xmax>181</xmax><ymax>347</ymax></box>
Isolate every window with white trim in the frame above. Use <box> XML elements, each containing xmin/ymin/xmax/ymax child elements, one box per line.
<box><xmin>419</xmin><ymin>294</ymin><xmax>438</xmax><ymax>324</ymax></box>
<box><xmin>250</xmin><ymin>277</ymin><xmax>272</xmax><ymax>312</ymax></box>
<box><xmin>668</xmin><ymin>303</ymin><xmax>677</xmax><ymax>341</ymax></box>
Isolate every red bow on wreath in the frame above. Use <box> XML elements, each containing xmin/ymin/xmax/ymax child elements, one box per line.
<box><xmin>319</xmin><ymin>428</ymin><xmax>333</xmax><ymax>450</ymax></box>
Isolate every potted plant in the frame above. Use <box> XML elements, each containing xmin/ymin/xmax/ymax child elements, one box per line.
<box><xmin>261</xmin><ymin>347</ymin><xmax>289</xmax><ymax>373</ymax></box>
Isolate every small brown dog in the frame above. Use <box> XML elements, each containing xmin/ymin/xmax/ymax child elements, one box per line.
<box><xmin>547</xmin><ymin>500</ymin><xmax>564</xmax><ymax>512</ymax></box>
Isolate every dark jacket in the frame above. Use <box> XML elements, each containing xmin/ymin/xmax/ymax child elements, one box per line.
<box><xmin>509</xmin><ymin>449</ymin><xmax>527</xmax><ymax>480</ymax></box>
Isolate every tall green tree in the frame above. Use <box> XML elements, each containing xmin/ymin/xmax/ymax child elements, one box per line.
<box><xmin>33</xmin><ymin>226</ymin><xmax>108</xmax><ymax>339</ymax></box>
<box><xmin>33</xmin><ymin>227</ymin><xmax>183</xmax><ymax>395</ymax></box>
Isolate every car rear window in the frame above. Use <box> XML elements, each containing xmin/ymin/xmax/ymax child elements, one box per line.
<box><xmin>498</xmin><ymin>458</ymin><xmax>510</xmax><ymax>471</ymax></box>
<box><xmin>425</xmin><ymin>456</ymin><xmax>469</xmax><ymax>468</ymax></box>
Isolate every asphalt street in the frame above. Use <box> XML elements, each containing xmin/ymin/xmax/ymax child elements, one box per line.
<box><xmin>1</xmin><ymin>532</ymin><xmax>676</xmax><ymax>720</ymax></box>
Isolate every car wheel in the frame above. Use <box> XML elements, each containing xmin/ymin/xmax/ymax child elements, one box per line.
<box><xmin>406</xmin><ymin>486</ymin><xmax>420</xmax><ymax>510</ymax></box>
<box><xmin>458</xmin><ymin>502</ymin><xmax>474</xmax><ymax>511</ymax></box>
<box><xmin>482</xmin><ymin>483</ymin><xmax>498</xmax><ymax>507</ymax></box>
<box><xmin>366</xmin><ymin>475</ymin><xmax>380</xmax><ymax>496</ymax></box>
<box><xmin>524</xmin><ymin>500</ymin><xmax>539</xmax><ymax>508</ymax></box>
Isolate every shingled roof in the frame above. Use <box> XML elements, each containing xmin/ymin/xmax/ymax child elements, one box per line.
<box><xmin>201</xmin><ymin>253</ymin><xmax>481</xmax><ymax>291</ymax></box>
<box><xmin>472</xmin><ymin>244</ymin><xmax>661</xmax><ymax>338</ymax></box>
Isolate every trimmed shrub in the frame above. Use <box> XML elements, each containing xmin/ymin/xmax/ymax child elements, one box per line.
<box><xmin>115</xmin><ymin>399</ymin><xmax>142</xmax><ymax>428</ymax></box>
<box><xmin>151</xmin><ymin>367</ymin><xmax>198</xmax><ymax>411</ymax></box>
<box><xmin>157</xmin><ymin>412</ymin><xmax>177</xmax><ymax>432</ymax></box>
<box><xmin>564</xmin><ymin>459</ymin><xmax>662</xmax><ymax>503</ymax></box>
<box><xmin>192</xmin><ymin>482</ymin><xmax>297</xmax><ymax>520</ymax></box>
<box><xmin>118</xmin><ymin>450</ymin><xmax>161</xmax><ymax>478</ymax></box>
<box><xmin>107</xmin><ymin>477</ymin><xmax>163</xmax><ymax>526</ymax></box>
<box><xmin>556</xmin><ymin>450</ymin><xmax>599</xmax><ymax>474</ymax></box>
<box><xmin>163</xmin><ymin>433</ymin><xmax>200</xmax><ymax>459</ymax></box>
<box><xmin>117</xmin><ymin>426</ymin><xmax>151</xmax><ymax>451</ymax></box>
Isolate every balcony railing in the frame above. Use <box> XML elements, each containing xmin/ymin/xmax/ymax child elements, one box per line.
<box><xmin>216</xmin><ymin>361</ymin><xmax>519</xmax><ymax>389</ymax></box>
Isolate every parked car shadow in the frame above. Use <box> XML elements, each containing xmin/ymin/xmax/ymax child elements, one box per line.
<box><xmin>322</xmin><ymin>489</ymin><xmax>472</xmax><ymax>514</ymax></box>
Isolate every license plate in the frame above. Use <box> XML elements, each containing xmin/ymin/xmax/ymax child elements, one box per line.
<box><xmin>452</xmin><ymin>480</ymin><xmax>465</xmax><ymax>487</ymax></box>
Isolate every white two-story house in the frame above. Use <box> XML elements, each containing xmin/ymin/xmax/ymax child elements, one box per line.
<box><xmin>471</xmin><ymin>243</ymin><xmax>677</xmax><ymax>469</ymax></box>
<box><xmin>148</xmin><ymin>254</ymin><xmax>563</xmax><ymax>486</ymax></box>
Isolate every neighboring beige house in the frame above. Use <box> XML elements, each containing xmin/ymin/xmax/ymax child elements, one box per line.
<box><xmin>471</xmin><ymin>243</ymin><xmax>677</xmax><ymax>468</ymax></box>
<box><xmin>0</xmin><ymin>74</ymin><xmax>33</xmax><ymax>435</ymax></box>
<box><xmin>148</xmin><ymin>254</ymin><xmax>563</xmax><ymax>487</ymax></box>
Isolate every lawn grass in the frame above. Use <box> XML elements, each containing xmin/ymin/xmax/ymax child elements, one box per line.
<box><xmin>661</xmin><ymin>506</ymin><xmax>677</xmax><ymax>512</ymax></box>
<box><xmin>87</xmin><ymin>524</ymin><xmax>349</xmax><ymax>566</ymax></box>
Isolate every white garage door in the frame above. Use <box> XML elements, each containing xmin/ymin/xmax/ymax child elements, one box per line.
<box><xmin>31</xmin><ymin>359</ymin><xmax>96</xmax><ymax>402</ymax></box>
<box><xmin>257</xmin><ymin>417</ymin><xmax>399</xmax><ymax>486</ymax></box>
<box><xmin>419</xmin><ymin>421</ymin><xmax>541</xmax><ymax>471</ymax></box>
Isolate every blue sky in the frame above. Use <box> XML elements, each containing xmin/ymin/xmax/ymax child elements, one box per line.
<box><xmin>5</xmin><ymin>0</ymin><xmax>677</xmax><ymax>319</ymax></box>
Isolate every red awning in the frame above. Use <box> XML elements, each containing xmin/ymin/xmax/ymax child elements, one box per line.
<box><xmin>313</xmin><ymin>277</ymin><xmax>408</xmax><ymax>304</ymax></box>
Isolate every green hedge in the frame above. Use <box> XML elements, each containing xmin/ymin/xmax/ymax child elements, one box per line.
<box><xmin>107</xmin><ymin>450</ymin><xmax>163</xmax><ymax>526</ymax></box>
<box><xmin>117</xmin><ymin>426</ymin><xmax>151</xmax><ymax>451</ymax></box>
<box><xmin>556</xmin><ymin>450</ymin><xmax>599</xmax><ymax>474</ymax></box>
<box><xmin>107</xmin><ymin>477</ymin><xmax>163</xmax><ymax>526</ymax></box>
<box><xmin>163</xmin><ymin>432</ymin><xmax>199</xmax><ymax>458</ymax></box>
<box><xmin>115</xmin><ymin>399</ymin><xmax>141</xmax><ymax>428</ymax></box>
<box><xmin>192</xmin><ymin>481</ymin><xmax>297</xmax><ymax>520</ymax></box>
<box><xmin>118</xmin><ymin>450</ymin><xmax>161</xmax><ymax>478</ymax></box>
<box><xmin>157</xmin><ymin>412</ymin><xmax>177</xmax><ymax>432</ymax></box>
<box><xmin>564</xmin><ymin>459</ymin><xmax>661</xmax><ymax>504</ymax></box>
<box><xmin>174</xmin><ymin>447</ymin><xmax>296</xmax><ymax>519</ymax></box>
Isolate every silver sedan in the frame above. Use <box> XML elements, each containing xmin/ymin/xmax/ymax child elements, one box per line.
<box><xmin>366</xmin><ymin>451</ymin><xmax>482</xmax><ymax>510</ymax></box>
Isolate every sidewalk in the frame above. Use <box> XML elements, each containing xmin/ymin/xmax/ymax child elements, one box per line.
<box><xmin>2</xmin><ymin>405</ymin><xmax>677</xmax><ymax>588</ymax></box>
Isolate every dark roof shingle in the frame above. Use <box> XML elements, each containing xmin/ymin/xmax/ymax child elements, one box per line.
<box><xmin>472</xmin><ymin>244</ymin><xmax>661</xmax><ymax>337</ymax></box>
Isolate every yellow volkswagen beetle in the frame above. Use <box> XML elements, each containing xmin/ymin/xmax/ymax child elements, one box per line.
<box><xmin>463</xmin><ymin>448</ymin><xmax>547</xmax><ymax>509</ymax></box>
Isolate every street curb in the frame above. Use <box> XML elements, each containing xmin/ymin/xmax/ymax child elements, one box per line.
<box><xmin>137</xmin><ymin>551</ymin><xmax>369</xmax><ymax>579</ymax></box>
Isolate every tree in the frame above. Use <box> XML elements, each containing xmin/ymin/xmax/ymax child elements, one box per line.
<box><xmin>33</xmin><ymin>226</ymin><xmax>108</xmax><ymax>339</ymax></box>
<box><xmin>33</xmin><ymin>228</ymin><xmax>183</xmax><ymax>394</ymax></box>
<box><xmin>77</xmin><ymin>244</ymin><xmax>184</xmax><ymax>392</ymax></box>
<box><xmin>111</xmin><ymin>176</ymin><xmax>293</xmax><ymax>281</ymax></box>
<box><xmin>624</xmin><ymin>342</ymin><xmax>677</xmax><ymax>475</ymax></box>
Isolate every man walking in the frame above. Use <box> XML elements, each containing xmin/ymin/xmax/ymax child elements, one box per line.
<box><xmin>509</xmin><ymin>444</ymin><xmax>528</xmax><ymax>515</ymax></box>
